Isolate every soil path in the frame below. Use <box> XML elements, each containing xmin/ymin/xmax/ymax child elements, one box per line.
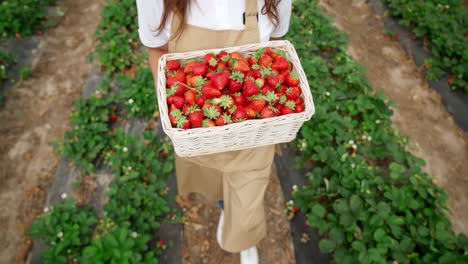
<box><xmin>319</xmin><ymin>0</ymin><xmax>468</xmax><ymax>235</ymax></box>
<box><xmin>0</xmin><ymin>0</ymin><xmax>103</xmax><ymax>262</ymax></box>
<box><xmin>178</xmin><ymin>164</ymin><xmax>295</xmax><ymax>264</ymax></box>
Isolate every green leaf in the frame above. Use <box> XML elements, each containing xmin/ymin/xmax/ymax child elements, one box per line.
<box><xmin>319</xmin><ymin>239</ymin><xmax>336</xmax><ymax>253</ymax></box>
<box><xmin>312</xmin><ymin>204</ymin><xmax>326</xmax><ymax>218</ymax></box>
<box><xmin>350</xmin><ymin>195</ymin><xmax>363</xmax><ymax>213</ymax></box>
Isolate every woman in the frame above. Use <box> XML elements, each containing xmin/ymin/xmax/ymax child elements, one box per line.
<box><xmin>136</xmin><ymin>1</ymin><xmax>292</xmax><ymax>263</ymax></box>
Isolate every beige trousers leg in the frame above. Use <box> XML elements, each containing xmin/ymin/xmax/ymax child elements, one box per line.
<box><xmin>175</xmin><ymin>145</ymin><xmax>275</xmax><ymax>252</ymax></box>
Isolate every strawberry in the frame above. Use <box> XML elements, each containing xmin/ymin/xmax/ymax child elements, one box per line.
<box><xmin>110</xmin><ymin>114</ymin><xmax>118</xmax><ymax>122</ymax></box>
<box><xmin>232</xmin><ymin>107</ymin><xmax>247</xmax><ymax>122</ymax></box>
<box><xmin>165</xmin><ymin>60</ymin><xmax>180</xmax><ymax>71</ymax></box>
<box><xmin>210</xmin><ymin>72</ymin><xmax>230</xmax><ymax>90</ymax></box>
<box><xmin>249</xmin><ymin>97</ymin><xmax>266</xmax><ymax>112</ymax></box>
<box><xmin>196</xmin><ymin>95</ymin><xmax>205</xmax><ymax>107</ymax></box>
<box><xmin>260</xmin><ymin>106</ymin><xmax>278</xmax><ymax>119</ymax></box>
<box><xmin>217</xmin><ymin>51</ymin><xmax>229</xmax><ymax>60</ymax></box>
<box><xmin>169</xmin><ymin>109</ymin><xmax>183</xmax><ymax>127</ymax></box>
<box><xmin>171</xmin><ymin>95</ymin><xmax>185</xmax><ymax>109</ymax></box>
<box><xmin>259</xmin><ymin>54</ymin><xmax>273</xmax><ymax>67</ymax></box>
<box><xmin>255</xmin><ymin>77</ymin><xmax>265</xmax><ymax>88</ymax></box>
<box><xmin>245</xmin><ymin>70</ymin><xmax>262</xmax><ymax>79</ymax></box>
<box><xmin>232</xmin><ymin>59</ymin><xmax>250</xmax><ymax>73</ymax></box>
<box><xmin>212</xmin><ymin>95</ymin><xmax>234</xmax><ymax>110</ymax></box>
<box><xmin>261</xmin><ymin>84</ymin><xmax>276</xmax><ymax>95</ymax></box>
<box><xmin>182</xmin><ymin>104</ymin><xmax>191</xmax><ymax>115</ymax></box>
<box><xmin>216</xmin><ymin>61</ymin><xmax>227</xmax><ymax>71</ymax></box>
<box><xmin>295</xmin><ymin>103</ymin><xmax>305</xmax><ymax>113</ymax></box>
<box><xmin>184</xmin><ymin>90</ymin><xmax>196</xmax><ymax>105</ymax></box>
<box><xmin>248</xmin><ymin>56</ymin><xmax>258</xmax><ymax>66</ymax></box>
<box><xmin>232</xmin><ymin>92</ymin><xmax>247</xmax><ymax>107</ymax></box>
<box><xmin>192</xmin><ymin>63</ymin><xmax>208</xmax><ymax>76</ymax></box>
<box><xmin>201</xmin><ymin>82</ymin><xmax>221</xmax><ymax>99</ymax></box>
<box><xmin>281</xmin><ymin>100</ymin><xmax>296</xmax><ymax>115</ymax></box>
<box><xmin>245</xmin><ymin>106</ymin><xmax>257</xmax><ymax>119</ymax></box>
<box><xmin>144</xmin><ymin>176</ymin><xmax>150</xmax><ymax>183</ymax></box>
<box><xmin>264</xmin><ymin>48</ymin><xmax>274</xmax><ymax>56</ymax></box>
<box><xmin>206</xmin><ymin>70</ymin><xmax>217</xmax><ymax>79</ymax></box>
<box><xmin>203</xmin><ymin>104</ymin><xmax>222</xmax><ymax>120</ymax></box>
<box><xmin>264</xmin><ymin>91</ymin><xmax>279</xmax><ymax>105</ymax></box>
<box><xmin>286</xmin><ymin>70</ymin><xmax>300</xmax><ymax>86</ymax></box>
<box><xmin>167</xmin><ymin>96</ymin><xmax>174</xmax><ymax>105</ymax></box>
<box><xmin>188</xmin><ymin>109</ymin><xmax>203</xmax><ymax>128</ymax></box>
<box><xmin>184</xmin><ymin>61</ymin><xmax>199</xmax><ymax>74</ymax></box>
<box><xmin>181</xmin><ymin>120</ymin><xmax>191</xmax><ymax>129</ymax></box>
<box><xmin>243</xmin><ymin>78</ymin><xmax>259</xmax><ymax>98</ymax></box>
<box><xmin>203</xmin><ymin>119</ymin><xmax>216</xmax><ymax>127</ymax></box>
<box><xmin>286</xmin><ymin>86</ymin><xmax>301</xmax><ymax>100</ymax></box>
<box><xmin>204</xmin><ymin>53</ymin><xmax>218</xmax><ymax>69</ymax></box>
<box><xmin>228</xmin><ymin>71</ymin><xmax>244</xmax><ymax>93</ymax></box>
<box><xmin>230</xmin><ymin>52</ymin><xmax>244</xmax><ymax>60</ymax></box>
<box><xmin>271</xmin><ymin>56</ymin><xmax>289</xmax><ymax>71</ymax></box>
<box><xmin>266</xmin><ymin>75</ymin><xmax>280</xmax><ymax>88</ymax></box>
<box><xmin>187</xmin><ymin>75</ymin><xmax>206</xmax><ymax>88</ymax></box>
<box><xmin>167</xmin><ymin>83</ymin><xmax>186</xmax><ymax>96</ymax></box>
<box><xmin>215</xmin><ymin>113</ymin><xmax>232</xmax><ymax>126</ymax></box>
<box><xmin>166</xmin><ymin>70</ymin><xmax>186</xmax><ymax>87</ymax></box>
<box><xmin>295</xmin><ymin>97</ymin><xmax>304</xmax><ymax>105</ymax></box>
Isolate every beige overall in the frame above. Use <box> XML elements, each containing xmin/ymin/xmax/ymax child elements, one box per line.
<box><xmin>168</xmin><ymin>0</ymin><xmax>276</xmax><ymax>253</ymax></box>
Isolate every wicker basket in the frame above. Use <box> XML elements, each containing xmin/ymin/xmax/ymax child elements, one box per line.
<box><xmin>157</xmin><ymin>40</ymin><xmax>315</xmax><ymax>157</ymax></box>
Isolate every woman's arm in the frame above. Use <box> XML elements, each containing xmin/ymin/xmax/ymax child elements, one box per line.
<box><xmin>148</xmin><ymin>44</ymin><xmax>168</xmax><ymax>89</ymax></box>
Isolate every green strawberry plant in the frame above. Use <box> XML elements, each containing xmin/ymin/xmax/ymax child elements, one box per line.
<box><xmin>117</xmin><ymin>67</ymin><xmax>158</xmax><ymax>120</ymax></box>
<box><xmin>94</xmin><ymin>0</ymin><xmax>142</xmax><ymax>73</ymax></box>
<box><xmin>0</xmin><ymin>0</ymin><xmax>56</xmax><ymax>37</ymax></box>
<box><xmin>55</xmin><ymin>80</ymin><xmax>117</xmax><ymax>174</ymax></box>
<box><xmin>82</xmin><ymin>223</ymin><xmax>158</xmax><ymax>264</ymax></box>
<box><xmin>0</xmin><ymin>49</ymin><xmax>15</xmax><ymax>82</ymax></box>
<box><xmin>288</xmin><ymin>0</ymin><xmax>468</xmax><ymax>262</ymax></box>
<box><xmin>29</xmin><ymin>198</ymin><xmax>97</xmax><ymax>263</ymax></box>
<box><xmin>385</xmin><ymin>0</ymin><xmax>468</xmax><ymax>91</ymax></box>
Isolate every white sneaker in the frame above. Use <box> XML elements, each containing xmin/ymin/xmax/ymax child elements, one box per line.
<box><xmin>216</xmin><ymin>210</ymin><xmax>224</xmax><ymax>246</ymax></box>
<box><xmin>240</xmin><ymin>246</ymin><xmax>259</xmax><ymax>264</ymax></box>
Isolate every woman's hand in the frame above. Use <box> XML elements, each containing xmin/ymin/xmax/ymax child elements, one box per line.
<box><xmin>148</xmin><ymin>44</ymin><xmax>168</xmax><ymax>91</ymax></box>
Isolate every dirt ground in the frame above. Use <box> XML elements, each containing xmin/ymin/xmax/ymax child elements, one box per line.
<box><xmin>0</xmin><ymin>0</ymin><xmax>103</xmax><ymax>262</ymax></box>
<box><xmin>177</xmin><ymin>164</ymin><xmax>295</xmax><ymax>264</ymax></box>
<box><xmin>319</xmin><ymin>0</ymin><xmax>468</xmax><ymax>235</ymax></box>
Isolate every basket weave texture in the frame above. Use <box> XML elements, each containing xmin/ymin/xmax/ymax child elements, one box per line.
<box><xmin>157</xmin><ymin>40</ymin><xmax>315</xmax><ymax>157</ymax></box>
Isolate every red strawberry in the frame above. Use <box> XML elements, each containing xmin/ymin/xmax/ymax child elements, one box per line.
<box><xmin>249</xmin><ymin>97</ymin><xmax>266</xmax><ymax>113</ymax></box>
<box><xmin>281</xmin><ymin>101</ymin><xmax>296</xmax><ymax>115</ymax></box>
<box><xmin>169</xmin><ymin>109</ymin><xmax>182</xmax><ymax>126</ymax></box>
<box><xmin>212</xmin><ymin>95</ymin><xmax>234</xmax><ymax>110</ymax></box>
<box><xmin>255</xmin><ymin>77</ymin><xmax>265</xmax><ymax>88</ymax></box>
<box><xmin>264</xmin><ymin>48</ymin><xmax>274</xmax><ymax>56</ymax></box>
<box><xmin>184</xmin><ymin>61</ymin><xmax>199</xmax><ymax>74</ymax></box>
<box><xmin>203</xmin><ymin>119</ymin><xmax>217</xmax><ymax>127</ymax></box>
<box><xmin>243</xmin><ymin>78</ymin><xmax>259</xmax><ymax>98</ymax></box>
<box><xmin>206</xmin><ymin>70</ymin><xmax>217</xmax><ymax>79</ymax></box>
<box><xmin>204</xmin><ymin>53</ymin><xmax>218</xmax><ymax>69</ymax></box>
<box><xmin>261</xmin><ymin>84</ymin><xmax>276</xmax><ymax>95</ymax></box>
<box><xmin>232</xmin><ymin>107</ymin><xmax>247</xmax><ymax>122</ymax></box>
<box><xmin>167</xmin><ymin>83</ymin><xmax>186</xmax><ymax>96</ymax></box>
<box><xmin>248</xmin><ymin>56</ymin><xmax>258</xmax><ymax>66</ymax></box>
<box><xmin>272</xmin><ymin>56</ymin><xmax>289</xmax><ymax>71</ymax></box>
<box><xmin>201</xmin><ymin>83</ymin><xmax>222</xmax><ymax>99</ymax></box>
<box><xmin>295</xmin><ymin>97</ymin><xmax>304</xmax><ymax>105</ymax></box>
<box><xmin>245</xmin><ymin>106</ymin><xmax>257</xmax><ymax>119</ymax></box>
<box><xmin>215</xmin><ymin>113</ymin><xmax>232</xmax><ymax>126</ymax></box>
<box><xmin>286</xmin><ymin>86</ymin><xmax>301</xmax><ymax>100</ymax></box>
<box><xmin>110</xmin><ymin>114</ymin><xmax>118</xmax><ymax>122</ymax></box>
<box><xmin>245</xmin><ymin>70</ymin><xmax>262</xmax><ymax>79</ymax></box>
<box><xmin>260</xmin><ymin>106</ymin><xmax>278</xmax><ymax>119</ymax></box>
<box><xmin>171</xmin><ymin>95</ymin><xmax>185</xmax><ymax>109</ymax></box>
<box><xmin>192</xmin><ymin>63</ymin><xmax>208</xmax><ymax>76</ymax></box>
<box><xmin>210</xmin><ymin>72</ymin><xmax>230</xmax><ymax>90</ymax></box>
<box><xmin>232</xmin><ymin>92</ymin><xmax>247</xmax><ymax>107</ymax></box>
<box><xmin>196</xmin><ymin>95</ymin><xmax>205</xmax><ymax>107</ymax></box>
<box><xmin>216</xmin><ymin>61</ymin><xmax>227</xmax><ymax>71</ymax></box>
<box><xmin>228</xmin><ymin>71</ymin><xmax>244</xmax><ymax>93</ymax></box>
<box><xmin>15</xmin><ymin>33</ymin><xmax>23</xmax><ymax>39</ymax></box>
<box><xmin>266</xmin><ymin>75</ymin><xmax>280</xmax><ymax>87</ymax></box>
<box><xmin>144</xmin><ymin>177</ymin><xmax>150</xmax><ymax>183</ymax></box>
<box><xmin>182</xmin><ymin>104</ymin><xmax>191</xmax><ymax>115</ymax></box>
<box><xmin>232</xmin><ymin>59</ymin><xmax>250</xmax><ymax>73</ymax></box>
<box><xmin>165</xmin><ymin>60</ymin><xmax>180</xmax><ymax>71</ymax></box>
<box><xmin>259</xmin><ymin>54</ymin><xmax>273</xmax><ymax>67</ymax></box>
<box><xmin>286</xmin><ymin>70</ymin><xmax>300</xmax><ymax>86</ymax></box>
<box><xmin>295</xmin><ymin>104</ymin><xmax>305</xmax><ymax>113</ymax></box>
<box><xmin>184</xmin><ymin>90</ymin><xmax>196</xmax><ymax>105</ymax></box>
<box><xmin>161</xmin><ymin>151</ymin><xmax>168</xmax><ymax>158</ymax></box>
<box><xmin>217</xmin><ymin>51</ymin><xmax>229</xmax><ymax>60</ymax></box>
<box><xmin>167</xmin><ymin>70</ymin><xmax>186</xmax><ymax>87</ymax></box>
<box><xmin>188</xmin><ymin>109</ymin><xmax>203</xmax><ymax>128</ymax></box>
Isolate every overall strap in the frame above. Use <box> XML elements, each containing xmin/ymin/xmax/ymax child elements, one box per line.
<box><xmin>244</xmin><ymin>0</ymin><xmax>259</xmax><ymax>31</ymax></box>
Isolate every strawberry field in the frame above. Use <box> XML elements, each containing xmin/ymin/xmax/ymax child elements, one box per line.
<box><xmin>1</xmin><ymin>0</ymin><xmax>468</xmax><ymax>263</ymax></box>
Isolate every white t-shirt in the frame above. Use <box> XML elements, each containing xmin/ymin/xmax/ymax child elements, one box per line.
<box><xmin>136</xmin><ymin>0</ymin><xmax>292</xmax><ymax>48</ymax></box>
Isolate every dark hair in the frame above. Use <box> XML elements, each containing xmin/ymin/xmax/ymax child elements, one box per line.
<box><xmin>157</xmin><ymin>0</ymin><xmax>282</xmax><ymax>39</ymax></box>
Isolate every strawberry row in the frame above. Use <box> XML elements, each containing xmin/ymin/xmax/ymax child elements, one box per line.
<box><xmin>164</xmin><ymin>48</ymin><xmax>305</xmax><ymax>129</ymax></box>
